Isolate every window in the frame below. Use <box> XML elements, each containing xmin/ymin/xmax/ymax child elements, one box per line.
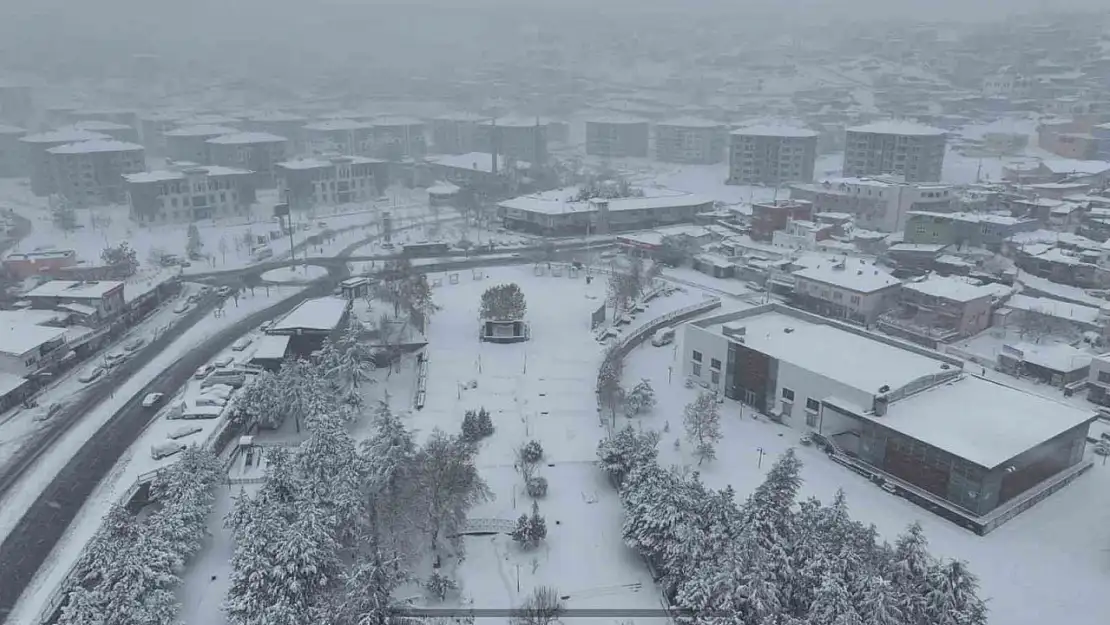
<box><xmin>711</xmin><ymin>358</ymin><xmax>721</xmax><ymax>370</ymax></box>
<box><xmin>806</xmin><ymin>412</ymin><xmax>819</xmax><ymax>427</ymax></box>
<box><xmin>692</xmin><ymin>350</ymin><xmax>703</xmax><ymax>362</ymax></box>
<box><xmin>1099</xmin><ymin>371</ymin><xmax>1110</xmax><ymax>384</ymax></box>
<box><xmin>782</xmin><ymin>388</ymin><xmax>795</xmax><ymax>402</ymax></box>
<box><xmin>711</xmin><ymin>370</ymin><xmax>720</xmax><ymax>385</ymax></box>
<box><xmin>806</xmin><ymin>398</ymin><xmax>820</xmax><ymax>412</ymax></box>
<box><xmin>692</xmin><ymin>363</ymin><xmax>702</xmax><ymax>377</ymax></box>
<box><xmin>850</xmin><ymin>295</ymin><xmax>861</xmax><ymax>305</ymax></box>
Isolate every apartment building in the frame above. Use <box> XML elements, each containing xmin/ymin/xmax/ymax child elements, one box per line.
<box><xmin>205</xmin><ymin>132</ymin><xmax>289</xmax><ymax>188</ymax></box>
<box><xmin>242</xmin><ymin>112</ymin><xmax>307</xmax><ymax>153</ymax></box>
<box><xmin>475</xmin><ymin>117</ymin><xmax>548</xmax><ymax>165</ymax></box>
<box><xmin>585</xmin><ymin>115</ymin><xmax>650</xmax><ymax>158</ymax></box>
<box><xmin>0</xmin><ymin>124</ymin><xmax>27</xmax><ymax>177</ymax></box>
<box><xmin>655</xmin><ymin>117</ymin><xmax>726</xmax><ymax>164</ymax></box>
<box><xmin>1086</xmin><ymin>353</ymin><xmax>1110</xmax><ymax>406</ymax></box>
<box><xmin>790</xmin><ymin>176</ymin><xmax>955</xmax><ymax>233</ymax></box>
<box><xmin>163</xmin><ymin>125</ymin><xmax>240</xmax><ymax>164</ymax></box>
<box><xmin>0</xmin><ymin>83</ymin><xmax>33</xmax><ymax>125</ymax></box>
<box><xmin>431</xmin><ymin>112</ymin><xmax>485</xmax><ymax>154</ymax></box>
<box><xmin>370</xmin><ymin>116</ymin><xmax>426</xmax><ymax>159</ymax></box>
<box><xmin>727</xmin><ymin>125</ymin><xmax>818</xmax><ymax>185</ymax></box>
<box><xmin>138</xmin><ymin>111</ymin><xmax>188</xmax><ymax>157</ymax></box>
<box><xmin>877</xmin><ymin>275</ymin><xmax>998</xmax><ymax>347</ymax></box>
<box><xmin>903</xmin><ymin>211</ymin><xmax>1040</xmax><ymax>250</ymax></box>
<box><xmin>276</xmin><ymin>155</ymin><xmax>385</xmax><ymax>212</ymax></box>
<box><xmin>789</xmin><ymin>255</ymin><xmax>902</xmax><ymax>325</ymax></box>
<box><xmin>843</xmin><ymin>121</ymin><xmax>947</xmax><ymax>183</ymax></box>
<box><xmin>303</xmin><ymin>119</ymin><xmax>374</xmax><ymax>156</ymax></box>
<box><xmin>47</xmin><ymin>140</ymin><xmax>146</xmax><ymax>207</ymax></box>
<box><xmin>70</xmin><ymin>120</ymin><xmax>140</xmax><ymax>144</ymax></box>
<box><xmin>19</xmin><ymin>128</ymin><xmax>112</xmax><ymax>196</ymax></box>
<box><xmin>125</xmin><ymin>165</ymin><xmax>257</xmax><ymax>224</ymax></box>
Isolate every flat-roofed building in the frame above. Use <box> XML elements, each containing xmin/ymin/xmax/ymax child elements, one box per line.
<box><xmin>124</xmin><ymin>165</ymin><xmax>257</xmax><ymax>224</ymax></box>
<box><xmin>788</xmin><ymin>255</ymin><xmax>902</xmax><ymax>325</ymax></box>
<box><xmin>683</xmin><ymin>303</ymin><xmax>1097</xmax><ymax>532</ymax></box>
<box><xmin>2</xmin><ymin>249</ymin><xmax>77</xmax><ymax>279</ymax></box>
<box><xmin>242</xmin><ymin>112</ymin><xmax>307</xmax><ymax>152</ymax></box>
<box><xmin>431</xmin><ymin>112</ymin><xmax>485</xmax><ymax>154</ymax></box>
<box><xmin>655</xmin><ymin>117</ymin><xmax>726</xmax><ymax>164</ymax></box>
<box><xmin>138</xmin><ymin>111</ymin><xmax>189</xmax><ymax>156</ymax></box>
<box><xmin>267</xmin><ymin>296</ymin><xmax>351</xmax><ymax>356</ymax></box>
<box><xmin>585</xmin><ymin>115</ymin><xmax>650</xmax><ymax>158</ymax></box>
<box><xmin>0</xmin><ymin>124</ymin><xmax>28</xmax><ymax>177</ymax></box>
<box><xmin>164</xmin><ymin>125</ymin><xmax>240</xmax><ymax>164</ymax></box>
<box><xmin>24</xmin><ymin>279</ymin><xmax>126</xmax><ymax>322</ymax></box>
<box><xmin>370</xmin><ymin>116</ymin><xmax>426</xmax><ymax>159</ymax></box>
<box><xmin>878</xmin><ymin>275</ymin><xmax>1000</xmax><ymax>347</ymax></box>
<box><xmin>791</xmin><ymin>176</ymin><xmax>956</xmax><ymax>233</ymax></box>
<box><xmin>475</xmin><ymin>117</ymin><xmax>548</xmax><ymax>165</ymax></box>
<box><xmin>303</xmin><ymin>119</ymin><xmax>374</xmax><ymax>156</ymax></box>
<box><xmin>0</xmin><ymin>323</ymin><xmax>68</xmax><ymax>377</ymax></box>
<box><xmin>47</xmin><ymin>140</ymin><xmax>146</xmax><ymax>207</ymax></box>
<box><xmin>69</xmin><ymin>120</ymin><xmax>140</xmax><ymax>143</ymax></box>
<box><xmin>843</xmin><ymin>120</ymin><xmax>947</xmax><ymax>182</ymax></box>
<box><xmin>727</xmin><ymin>124</ymin><xmax>818</xmax><ymax>185</ymax></box>
<box><xmin>206</xmin><ymin>132</ymin><xmax>289</xmax><ymax>188</ymax></box>
<box><xmin>497</xmin><ymin>186</ymin><xmax>712</xmax><ymax>236</ymax></box>
<box><xmin>19</xmin><ymin>128</ymin><xmax>112</xmax><ymax>196</ymax></box>
<box><xmin>276</xmin><ymin>155</ymin><xmax>385</xmax><ymax>212</ymax></box>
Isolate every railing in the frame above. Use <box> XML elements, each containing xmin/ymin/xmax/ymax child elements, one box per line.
<box><xmin>414</xmin><ymin>351</ymin><xmax>429</xmax><ymax>410</ymax></box>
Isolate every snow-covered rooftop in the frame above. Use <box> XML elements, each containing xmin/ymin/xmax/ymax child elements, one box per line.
<box><xmin>371</xmin><ymin>116</ymin><xmax>424</xmax><ymax>127</ymax></box>
<box><xmin>269</xmin><ymin>296</ymin><xmax>348</xmax><ymax>332</ymax></box>
<box><xmin>427</xmin><ymin>182</ymin><xmax>461</xmax><ymax>195</ymax></box>
<box><xmin>701</xmin><ymin>309</ymin><xmax>954</xmax><ymax>398</ymax></box>
<box><xmin>903</xmin><ymin>275</ymin><xmax>997</xmax><ymax>302</ymax></box>
<box><xmin>0</xmin><ymin>323</ymin><xmax>67</xmax><ymax>356</ymax></box>
<box><xmin>1005</xmin><ymin>294</ymin><xmax>1101</xmax><ymax>325</ymax></box>
<box><xmin>123</xmin><ymin>165</ymin><xmax>253</xmax><ymax>184</ymax></box>
<box><xmin>1041</xmin><ymin>159</ymin><xmax>1110</xmax><ymax>175</ymax></box>
<box><xmin>250</xmin><ymin>334</ymin><xmax>291</xmax><ymax>360</ymax></box>
<box><xmin>173</xmin><ymin>114</ymin><xmax>240</xmax><ymax>126</ymax></box>
<box><xmin>0</xmin><ymin>372</ymin><xmax>28</xmax><ymax>397</ymax></box>
<box><xmin>245</xmin><ymin>112</ymin><xmax>306</xmax><ymax>123</ymax></box>
<box><xmin>0</xmin><ymin>309</ymin><xmax>70</xmax><ymax>326</ymax></box>
<box><xmin>478</xmin><ymin>116</ymin><xmax>549</xmax><ymax>128</ymax></box>
<box><xmin>861</xmin><ymin>375</ymin><xmax>1096</xmax><ymax>468</ymax></box>
<box><xmin>25</xmin><ymin>280</ymin><xmax>124</xmax><ymax>300</ymax></box>
<box><xmin>428</xmin><ymin>152</ymin><xmax>527</xmax><ymax>172</ymax></box>
<box><xmin>1004</xmin><ymin>341</ymin><xmax>1093</xmax><ymax>372</ymax></box>
<box><xmin>71</xmin><ymin>120</ymin><xmax>132</xmax><ymax>131</ymax></box>
<box><xmin>730</xmin><ymin>124</ymin><xmax>818</xmax><ymax>138</ymax></box>
<box><xmin>499</xmin><ymin>186</ymin><xmax>712</xmax><ymax>216</ymax></box>
<box><xmin>207</xmin><ymin>132</ymin><xmax>287</xmax><ymax>145</ymax></box>
<box><xmin>163</xmin><ymin>125</ymin><xmax>239</xmax><ymax>137</ymax></box>
<box><xmin>304</xmin><ymin>119</ymin><xmax>373</xmax><ymax>131</ymax></box>
<box><xmin>847</xmin><ymin>120</ymin><xmax>947</xmax><ymax>136</ymax></box>
<box><xmin>585</xmin><ymin>114</ymin><xmax>649</xmax><ymax>125</ymax></box>
<box><xmin>656</xmin><ymin>116</ymin><xmax>723</xmax><ymax>129</ymax></box>
<box><xmin>433</xmin><ymin>112</ymin><xmax>487</xmax><ymax>122</ymax></box>
<box><xmin>46</xmin><ymin>140</ymin><xmax>144</xmax><ymax>155</ymax></box>
<box><xmin>19</xmin><ymin>129</ymin><xmax>110</xmax><ymax>144</ymax></box>
<box><xmin>908</xmin><ymin>210</ymin><xmax>1028</xmax><ymax>226</ymax></box>
<box><xmin>791</xmin><ymin>256</ymin><xmax>900</xmax><ymax>293</ymax></box>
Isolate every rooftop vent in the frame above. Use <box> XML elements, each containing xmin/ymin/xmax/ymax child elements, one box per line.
<box><xmin>873</xmin><ymin>394</ymin><xmax>889</xmax><ymax>417</ymax></box>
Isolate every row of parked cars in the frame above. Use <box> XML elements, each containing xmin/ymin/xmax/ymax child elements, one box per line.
<box><xmin>77</xmin><ymin>336</ymin><xmax>148</xmax><ymax>384</ymax></box>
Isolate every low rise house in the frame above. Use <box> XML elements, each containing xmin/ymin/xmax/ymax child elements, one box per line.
<box><xmin>997</xmin><ymin>342</ymin><xmax>1092</xmax><ymax>388</ymax></box>
<box><xmin>750</xmin><ymin>199</ymin><xmax>813</xmax><ymax>241</ymax></box>
<box><xmin>3</xmin><ymin>249</ymin><xmax>78</xmax><ymax>279</ymax></box>
<box><xmin>266</xmin><ymin>296</ymin><xmax>351</xmax><ymax>356</ymax></box>
<box><xmin>770</xmin><ymin>219</ymin><xmax>836</xmax><ymax>250</ymax></box>
<box><xmin>1086</xmin><ymin>353</ymin><xmax>1110</xmax><ymax>406</ymax></box>
<box><xmin>877</xmin><ymin>275</ymin><xmax>999</xmax><ymax>347</ymax></box>
<box><xmin>999</xmin><ymin>294</ymin><xmax>1107</xmax><ymax>340</ymax></box>
<box><xmin>788</xmin><ymin>255</ymin><xmax>901</xmax><ymax>325</ymax></box>
<box><xmin>24</xmin><ymin>280</ymin><xmax>126</xmax><ymax>324</ymax></box>
<box><xmin>124</xmin><ymin>165</ymin><xmax>257</xmax><ymax>224</ymax></box>
<box><xmin>903</xmin><ymin>211</ymin><xmax>1039</xmax><ymax>251</ymax></box>
<box><xmin>1013</xmin><ymin>244</ymin><xmax>1099</xmax><ymax>288</ymax></box>
<box><xmin>0</xmin><ymin>323</ymin><xmax>68</xmax><ymax>377</ymax></box>
<box><xmin>426</xmin><ymin>152</ymin><xmax>527</xmax><ymax>189</ymax></box>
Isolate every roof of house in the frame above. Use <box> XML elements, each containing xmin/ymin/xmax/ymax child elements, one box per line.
<box><xmin>791</xmin><ymin>256</ymin><xmax>900</xmax><ymax>293</ymax></box>
<box><xmin>207</xmin><ymin>132</ymin><xmax>287</xmax><ymax>145</ymax></box>
<box><xmin>0</xmin><ymin>309</ymin><xmax>69</xmax><ymax>326</ymax></box>
<box><xmin>730</xmin><ymin>124</ymin><xmax>818</xmax><ymax>138</ymax></box>
<box><xmin>19</xmin><ymin>129</ymin><xmax>111</xmax><ymax>144</ymax></box>
<box><xmin>275</xmin><ymin>155</ymin><xmax>382</xmax><ymax>170</ymax></box>
<box><xmin>371</xmin><ymin>116</ymin><xmax>424</xmax><ymax>127</ymax></box>
<box><xmin>903</xmin><ymin>275</ymin><xmax>996</xmax><ymax>302</ymax></box>
<box><xmin>303</xmin><ymin>119</ymin><xmax>374</xmax><ymax>131</ymax></box>
<box><xmin>865</xmin><ymin>375</ymin><xmax>1096</xmax><ymax>469</ymax></box>
<box><xmin>163</xmin><ymin>124</ymin><xmax>240</xmax><ymax>137</ymax></box>
<box><xmin>25</xmin><ymin>280</ymin><xmax>124</xmax><ymax>300</ymax></box>
<box><xmin>173</xmin><ymin>114</ymin><xmax>240</xmax><ymax>126</ymax></box>
<box><xmin>428</xmin><ymin>152</ymin><xmax>528</xmax><ymax>172</ymax></box>
<box><xmin>123</xmin><ymin>165</ymin><xmax>253</xmax><ymax>184</ymax></box>
<box><xmin>71</xmin><ymin>120</ymin><xmax>133</xmax><ymax>131</ymax></box>
<box><xmin>0</xmin><ymin>324</ymin><xmax>67</xmax><ymax>356</ymax></box>
<box><xmin>250</xmin><ymin>334</ymin><xmax>292</xmax><ymax>360</ymax></box>
<box><xmin>499</xmin><ymin>186</ymin><xmax>712</xmax><ymax>216</ymax></box>
<box><xmin>1002</xmin><ymin>341</ymin><xmax>1093</xmax><ymax>372</ymax></box>
<box><xmin>847</xmin><ymin>120</ymin><xmax>947</xmax><ymax>136</ymax></box>
<box><xmin>433</xmin><ymin>112</ymin><xmax>487</xmax><ymax>122</ymax></box>
<box><xmin>701</xmin><ymin>309</ymin><xmax>954</xmax><ymax>398</ymax></box>
<box><xmin>1004</xmin><ymin>294</ymin><xmax>1101</xmax><ymax>324</ymax></box>
<box><xmin>270</xmin><ymin>296</ymin><xmax>348</xmax><ymax>332</ymax></box>
<box><xmin>477</xmin><ymin>116</ymin><xmax>551</xmax><ymax>128</ymax></box>
<box><xmin>46</xmin><ymin>140</ymin><xmax>144</xmax><ymax>155</ymax></box>
<box><xmin>0</xmin><ymin>372</ymin><xmax>29</xmax><ymax>398</ymax></box>
<box><xmin>1040</xmin><ymin>159</ymin><xmax>1110</xmax><ymax>175</ymax></box>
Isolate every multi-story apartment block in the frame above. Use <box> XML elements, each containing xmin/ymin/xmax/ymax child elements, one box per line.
<box><xmin>790</xmin><ymin>176</ymin><xmax>956</xmax><ymax>233</ymax></box>
<box><xmin>19</xmin><ymin>128</ymin><xmax>111</xmax><ymax>196</ymax></box>
<box><xmin>0</xmin><ymin>83</ymin><xmax>33</xmax><ymax>125</ymax></box>
<box><xmin>69</xmin><ymin>108</ymin><xmax>139</xmax><ymax>130</ymax></box>
<box><xmin>654</xmin><ymin>117</ymin><xmax>726</xmax><ymax>164</ymax></box>
<box><xmin>431</xmin><ymin>113</ymin><xmax>485</xmax><ymax>154</ymax></box>
<box><xmin>843</xmin><ymin>121</ymin><xmax>947</xmax><ymax>182</ymax></box>
<box><xmin>70</xmin><ymin>120</ymin><xmax>140</xmax><ymax>144</ymax></box>
<box><xmin>0</xmin><ymin>124</ymin><xmax>27</xmax><ymax>177</ymax></box>
<box><xmin>205</xmin><ymin>132</ymin><xmax>289</xmax><ymax>188</ymax></box>
<box><xmin>47</xmin><ymin>140</ymin><xmax>146</xmax><ymax>207</ymax></box>
<box><xmin>585</xmin><ymin>116</ymin><xmax>650</xmax><ymax>158</ymax></box>
<box><xmin>164</xmin><ymin>125</ymin><xmax>239</xmax><ymax>165</ymax></box>
<box><xmin>476</xmin><ymin>117</ymin><xmax>548</xmax><ymax>165</ymax></box>
<box><xmin>750</xmin><ymin>199</ymin><xmax>814</xmax><ymax>241</ymax></box>
<box><xmin>243</xmin><ymin>112</ymin><xmax>307</xmax><ymax>153</ymax></box>
<box><xmin>303</xmin><ymin>119</ymin><xmax>374</xmax><ymax>156</ymax></box>
<box><xmin>124</xmin><ymin>165</ymin><xmax>257</xmax><ymax>224</ymax></box>
<box><xmin>727</xmin><ymin>125</ymin><xmax>818</xmax><ymax>185</ymax></box>
<box><xmin>877</xmin><ymin>275</ymin><xmax>998</xmax><ymax>347</ymax></box>
<box><xmin>276</xmin><ymin>155</ymin><xmax>385</xmax><ymax>212</ymax></box>
<box><xmin>138</xmin><ymin>111</ymin><xmax>188</xmax><ymax>156</ymax></box>
<box><xmin>789</xmin><ymin>256</ymin><xmax>902</xmax><ymax>325</ymax></box>
<box><xmin>370</xmin><ymin>116</ymin><xmax>426</xmax><ymax>159</ymax></box>
<box><xmin>902</xmin><ymin>211</ymin><xmax>1040</xmax><ymax>250</ymax></box>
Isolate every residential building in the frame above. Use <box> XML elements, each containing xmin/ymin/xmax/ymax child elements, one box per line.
<box><xmin>69</xmin><ymin>108</ymin><xmax>139</xmax><ymax>129</ymax></box>
<box><xmin>997</xmin><ymin>342</ymin><xmax>1092</xmax><ymax>388</ymax></box>
<box><xmin>2</xmin><ymin>249</ymin><xmax>78</xmax><ymax>279</ymax></box>
<box><xmin>370</xmin><ymin>116</ymin><xmax>426</xmax><ymax>159</ymax></box>
<box><xmin>789</xmin><ymin>255</ymin><xmax>901</xmax><ymax>325</ymax></box>
<box><xmin>1086</xmin><ymin>353</ymin><xmax>1110</xmax><ymax>406</ymax></box>
<box><xmin>0</xmin><ymin>324</ymin><xmax>67</xmax><ymax>377</ymax></box>
<box><xmin>498</xmin><ymin>187</ymin><xmax>712</xmax><ymax>236</ymax></box>
<box><xmin>654</xmin><ymin>117</ymin><xmax>726</xmax><ymax>164</ymax></box>
<box><xmin>750</xmin><ymin>199</ymin><xmax>814</xmax><ymax>241</ymax></box>
<box><xmin>475</xmin><ymin>117</ymin><xmax>549</xmax><ymax>165</ymax></box>
<box><xmin>163</xmin><ymin>125</ymin><xmax>239</xmax><ymax>164</ymax></box>
<box><xmin>47</xmin><ymin>140</ymin><xmax>146</xmax><ymax>207</ymax></box>
<box><xmin>585</xmin><ymin>115</ymin><xmax>650</xmax><ymax>158</ymax></box>
<box><xmin>266</xmin><ymin>296</ymin><xmax>351</xmax><ymax>356</ymax></box>
<box><xmin>843</xmin><ymin>121</ymin><xmax>947</xmax><ymax>182</ymax></box>
<box><xmin>1002</xmin><ymin>159</ymin><xmax>1110</xmax><ymax>186</ymax></box>
<box><xmin>24</xmin><ymin>279</ymin><xmax>126</xmax><ymax>323</ymax></box>
<box><xmin>69</xmin><ymin>120</ymin><xmax>140</xmax><ymax>144</ymax></box>
<box><xmin>19</xmin><ymin>128</ymin><xmax>111</xmax><ymax>196</ymax></box>
<box><xmin>616</xmin><ymin>224</ymin><xmax>717</xmax><ymax>257</ymax></box>
<box><xmin>1095</xmin><ymin>123</ymin><xmax>1110</xmax><ymax>161</ymax></box>
<box><xmin>276</xmin><ymin>155</ymin><xmax>385</xmax><ymax>212</ymax></box>
<box><xmin>431</xmin><ymin>112</ymin><xmax>485</xmax><ymax>154</ymax></box>
<box><xmin>727</xmin><ymin>125</ymin><xmax>818</xmax><ymax>185</ymax></box>
<box><xmin>426</xmin><ymin>152</ymin><xmax>527</xmax><ymax>189</ymax></box>
<box><xmin>206</xmin><ymin>132</ymin><xmax>289</xmax><ymax>188</ymax></box>
<box><xmin>0</xmin><ymin>124</ymin><xmax>27</xmax><ymax>177</ymax></box>
<box><xmin>242</xmin><ymin>112</ymin><xmax>307</xmax><ymax>152</ymax></box>
<box><xmin>877</xmin><ymin>275</ymin><xmax>998</xmax><ymax>347</ymax></box>
<box><xmin>903</xmin><ymin>211</ymin><xmax>1039</xmax><ymax>250</ymax></box>
<box><xmin>138</xmin><ymin>112</ymin><xmax>188</xmax><ymax>157</ymax></box>
<box><xmin>682</xmin><ymin>303</ymin><xmax>1096</xmax><ymax>531</ymax></box>
<box><xmin>124</xmin><ymin>165</ymin><xmax>257</xmax><ymax>224</ymax></box>
<box><xmin>1038</xmin><ymin>128</ymin><xmax>1098</xmax><ymax>160</ymax></box>
<box><xmin>0</xmin><ymin>83</ymin><xmax>33</xmax><ymax>125</ymax></box>
<box><xmin>1001</xmin><ymin>294</ymin><xmax>1107</xmax><ymax>339</ymax></box>
<box><xmin>303</xmin><ymin>119</ymin><xmax>374</xmax><ymax>156</ymax></box>
<box><xmin>791</xmin><ymin>176</ymin><xmax>955</xmax><ymax>233</ymax></box>
<box><xmin>1013</xmin><ymin>244</ymin><xmax>1099</xmax><ymax>288</ymax></box>
<box><xmin>770</xmin><ymin>219</ymin><xmax>837</xmax><ymax>250</ymax></box>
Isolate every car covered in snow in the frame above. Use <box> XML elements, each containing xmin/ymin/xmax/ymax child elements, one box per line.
<box><xmin>213</xmin><ymin>356</ymin><xmax>234</xmax><ymax>368</ymax></box>
<box><xmin>151</xmin><ymin>441</ymin><xmax>187</xmax><ymax>460</ymax></box>
<box><xmin>231</xmin><ymin>337</ymin><xmax>253</xmax><ymax>352</ymax></box>
<box><xmin>194</xmin><ymin>364</ymin><xmax>215</xmax><ymax>379</ymax></box>
<box><xmin>142</xmin><ymin>393</ymin><xmax>164</xmax><ymax>408</ymax></box>
<box><xmin>78</xmin><ymin>367</ymin><xmax>104</xmax><ymax>384</ymax></box>
<box><xmin>124</xmin><ymin>337</ymin><xmax>146</xmax><ymax>352</ymax></box>
<box><xmin>104</xmin><ymin>351</ymin><xmax>127</xmax><ymax>368</ymax></box>
<box><xmin>173</xmin><ymin>301</ymin><xmax>190</xmax><ymax>314</ymax></box>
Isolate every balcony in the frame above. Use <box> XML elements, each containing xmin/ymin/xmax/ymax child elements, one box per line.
<box><xmin>877</xmin><ymin>308</ymin><xmax>962</xmax><ymax>344</ymax></box>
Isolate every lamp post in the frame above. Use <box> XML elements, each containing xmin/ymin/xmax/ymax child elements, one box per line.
<box><xmin>757</xmin><ymin>447</ymin><xmax>766</xmax><ymax>468</ymax></box>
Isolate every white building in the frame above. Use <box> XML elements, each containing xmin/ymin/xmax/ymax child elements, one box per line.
<box><xmin>275</xmin><ymin>155</ymin><xmax>383</xmax><ymax>211</ymax></box>
<box><xmin>788</xmin><ymin>255</ymin><xmax>901</xmax><ymax>325</ymax></box>
<box><xmin>843</xmin><ymin>121</ymin><xmax>947</xmax><ymax>183</ymax></box>
<box><xmin>727</xmin><ymin>124</ymin><xmax>818</xmax><ymax>186</ymax></box>
<box><xmin>0</xmin><ymin>323</ymin><xmax>68</xmax><ymax>377</ymax></box>
<box><xmin>790</xmin><ymin>176</ymin><xmax>955</xmax><ymax>233</ymax></box>
<box><xmin>124</xmin><ymin>165</ymin><xmax>257</xmax><ymax>224</ymax></box>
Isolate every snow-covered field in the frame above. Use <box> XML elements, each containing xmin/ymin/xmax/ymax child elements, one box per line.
<box><xmin>3</xmin><ymin>284</ymin><xmax>308</xmax><ymax>625</ymax></box>
<box><xmin>621</xmin><ymin>335</ymin><xmax>1110</xmax><ymax>625</ymax></box>
<box><xmin>260</xmin><ymin>264</ymin><xmax>329</xmax><ymax>283</ymax></box>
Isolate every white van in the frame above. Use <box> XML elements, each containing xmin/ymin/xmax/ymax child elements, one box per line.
<box><xmin>651</xmin><ymin>327</ymin><xmax>675</xmax><ymax>347</ymax></box>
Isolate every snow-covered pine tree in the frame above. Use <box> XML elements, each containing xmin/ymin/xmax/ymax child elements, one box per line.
<box><xmin>623</xmin><ymin>379</ymin><xmax>656</xmax><ymax>416</ymax></box>
<box><xmin>859</xmin><ymin>577</ymin><xmax>904</xmax><ymax>625</ymax></box>
<box><xmin>682</xmin><ymin>391</ymin><xmax>722</xmax><ymax>464</ymax></box>
<box><xmin>924</xmin><ymin>560</ymin><xmax>988</xmax><ymax>625</ymax></box>
<box><xmin>461</xmin><ymin>409</ymin><xmax>483</xmax><ymax>442</ymax></box>
<box><xmin>297</xmin><ymin>414</ymin><xmax>364</xmax><ymax>540</ymax></box>
<box><xmin>807</xmin><ymin>575</ymin><xmax>863</xmax><ymax>625</ymax></box>
<box><xmin>327</xmin><ymin>546</ymin><xmax>413</xmax><ymax>625</ymax></box>
<box><xmin>888</xmin><ymin>522</ymin><xmax>933</xmax><ymax>625</ymax></box>
<box><xmin>477</xmin><ymin>407</ymin><xmax>494</xmax><ymax>437</ymax></box>
<box><xmin>479</xmin><ymin>283</ymin><xmax>527</xmax><ymax>320</ymax></box>
<box><xmin>412</xmin><ymin>429</ymin><xmax>492</xmax><ymax>553</ymax></box>
<box><xmin>596</xmin><ymin>425</ymin><xmax>660</xmax><ymax>489</ymax></box>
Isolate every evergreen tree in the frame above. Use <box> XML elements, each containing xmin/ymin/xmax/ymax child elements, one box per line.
<box><xmin>623</xmin><ymin>379</ymin><xmax>656</xmax><ymax>416</ymax></box>
<box><xmin>924</xmin><ymin>560</ymin><xmax>988</xmax><ymax>625</ymax></box>
<box><xmin>888</xmin><ymin>522</ymin><xmax>933</xmax><ymax>625</ymax></box>
<box><xmin>186</xmin><ymin>223</ymin><xmax>203</xmax><ymax>258</ymax></box>
<box><xmin>859</xmin><ymin>577</ymin><xmax>903</xmax><ymax>625</ymax></box>
<box><xmin>101</xmin><ymin>242</ymin><xmax>140</xmax><ymax>276</ymax></box>
<box><xmin>683</xmin><ymin>391</ymin><xmax>722</xmax><ymax>464</ymax></box>
<box><xmin>479</xmin><ymin>283</ymin><xmax>528</xmax><ymax>320</ymax></box>
<box><xmin>477</xmin><ymin>407</ymin><xmax>494</xmax><ymax>437</ymax></box>
<box><xmin>596</xmin><ymin>425</ymin><xmax>660</xmax><ymax>489</ymax></box>
<box><xmin>808</xmin><ymin>576</ymin><xmax>863</xmax><ymax>625</ymax></box>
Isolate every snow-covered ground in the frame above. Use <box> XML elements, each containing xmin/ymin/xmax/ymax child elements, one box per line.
<box><xmin>3</xmin><ymin>284</ymin><xmax>308</xmax><ymax>625</ymax></box>
<box><xmin>620</xmin><ymin>335</ymin><xmax>1110</xmax><ymax>625</ymax></box>
<box><xmin>260</xmin><ymin>264</ymin><xmax>329</xmax><ymax>283</ymax></box>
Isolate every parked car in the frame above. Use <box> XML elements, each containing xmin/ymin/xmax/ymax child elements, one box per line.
<box><xmin>168</xmin><ymin>425</ymin><xmax>204</xmax><ymax>440</ymax></box>
<box><xmin>213</xmin><ymin>356</ymin><xmax>234</xmax><ymax>368</ymax></box>
<box><xmin>194</xmin><ymin>364</ymin><xmax>215</xmax><ymax>379</ymax></box>
<box><xmin>33</xmin><ymin>402</ymin><xmax>64</xmax><ymax>422</ymax></box>
<box><xmin>191</xmin><ymin>395</ymin><xmax>227</xmax><ymax>408</ymax></box>
<box><xmin>173</xmin><ymin>302</ymin><xmax>190</xmax><ymax>314</ymax></box>
<box><xmin>231</xmin><ymin>337</ymin><xmax>253</xmax><ymax>351</ymax></box>
<box><xmin>651</xmin><ymin>327</ymin><xmax>675</xmax><ymax>347</ymax></box>
<box><xmin>124</xmin><ymin>337</ymin><xmax>145</xmax><ymax>352</ymax></box>
<box><xmin>151</xmin><ymin>441</ymin><xmax>187</xmax><ymax>459</ymax></box>
<box><xmin>202</xmin><ymin>384</ymin><xmax>234</xmax><ymax>399</ymax></box>
<box><xmin>78</xmin><ymin>367</ymin><xmax>104</xmax><ymax>383</ymax></box>
<box><xmin>218</xmin><ymin>286</ymin><xmax>232</xmax><ymax>297</ymax></box>
<box><xmin>142</xmin><ymin>392</ymin><xmax>164</xmax><ymax>408</ymax></box>
<box><xmin>202</xmin><ymin>373</ymin><xmax>246</xmax><ymax>389</ymax></box>
<box><xmin>104</xmin><ymin>351</ymin><xmax>127</xmax><ymax>367</ymax></box>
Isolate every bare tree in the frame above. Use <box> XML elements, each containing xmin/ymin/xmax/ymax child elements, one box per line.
<box><xmin>512</xmin><ymin>586</ymin><xmax>564</xmax><ymax>625</ymax></box>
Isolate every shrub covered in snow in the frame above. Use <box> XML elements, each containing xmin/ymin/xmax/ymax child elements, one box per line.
<box><xmin>479</xmin><ymin>283</ymin><xmax>527</xmax><ymax>321</ymax></box>
<box><xmin>526</xmin><ymin>476</ymin><xmax>549</xmax><ymax>498</ymax></box>
<box><xmin>511</xmin><ymin>501</ymin><xmax>548</xmax><ymax>550</ymax></box>
<box><xmin>461</xmin><ymin>407</ymin><xmax>495</xmax><ymax>442</ymax></box>
<box><xmin>623</xmin><ymin>379</ymin><xmax>656</xmax><ymax>416</ymax></box>
<box><xmin>596</xmin><ymin>425</ymin><xmax>660</xmax><ymax>488</ymax></box>
<box><xmin>520</xmin><ymin>440</ymin><xmax>544</xmax><ymax>464</ymax></box>
<box><xmin>425</xmin><ymin>571</ymin><xmax>460</xmax><ymax>601</ymax></box>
